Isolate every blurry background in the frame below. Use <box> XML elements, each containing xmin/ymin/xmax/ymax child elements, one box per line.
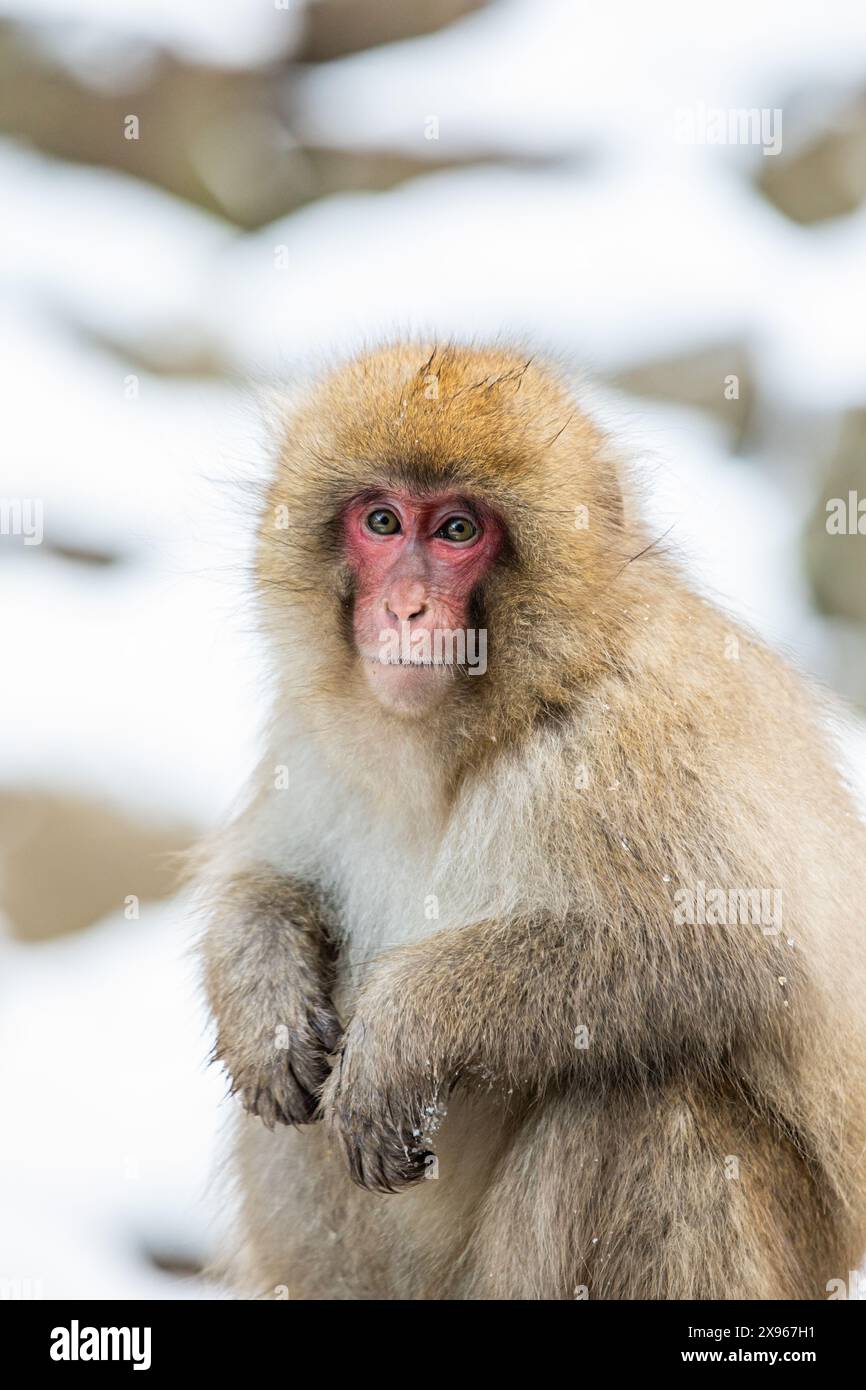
<box><xmin>3</xmin><ymin>0</ymin><xmax>866</xmax><ymax>1298</ymax></box>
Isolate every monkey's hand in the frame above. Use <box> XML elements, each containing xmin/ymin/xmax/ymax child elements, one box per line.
<box><xmin>216</xmin><ymin>979</ymin><xmax>342</xmax><ymax>1130</ymax></box>
<box><xmin>320</xmin><ymin>975</ymin><xmax>445</xmax><ymax>1193</ymax></box>
<box><xmin>203</xmin><ymin>872</ymin><xmax>342</xmax><ymax>1129</ymax></box>
<box><xmin>321</xmin><ymin>914</ymin><xmax>580</xmax><ymax>1186</ymax></box>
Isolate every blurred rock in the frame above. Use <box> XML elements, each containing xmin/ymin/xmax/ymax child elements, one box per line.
<box><xmin>44</xmin><ymin>541</ymin><xmax>121</xmax><ymax>568</ymax></box>
<box><xmin>144</xmin><ymin>1246</ymin><xmax>204</xmax><ymax>1280</ymax></box>
<box><xmin>0</xmin><ymin>23</ymin><xmax>472</xmax><ymax>230</ymax></box>
<box><xmin>0</xmin><ymin>26</ymin><xmax>267</xmax><ymax>225</ymax></box>
<box><xmin>298</xmin><ymin>0</ymin><xmax>489</xmax><ymax>63</ymax></box>
<box><xmin>0</xmin><ymin>791</ymin><xmax>193</xmax><ymax>941</ymax></box>
<box><xmin>804</xmin><ymin>410</ymin><xmax>866</xmax><ymax>629</ymax></box>
<box><xmin>613</xmin><ymin>343</ymin><xmax>755</xmax><ymax>449</ymax></box>
<box><xmin>67</xmin><ymin>319</ymin><xmax>231</xmax><ymax>379</ymax></box>
<box><xmin>757</xmin><ymin>92</ymin><xmax>866</xmax><ymax>224</ymax></box>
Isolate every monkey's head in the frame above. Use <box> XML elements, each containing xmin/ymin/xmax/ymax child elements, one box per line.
<box><xmin>260</xmin><ymin>343</ymin><xmax>641</xmax><ymax>746</ymax></box>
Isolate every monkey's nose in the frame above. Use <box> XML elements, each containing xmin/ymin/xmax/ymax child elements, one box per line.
<box><xmin>385</xmin><ymin>583</ymin><xmax>428</xmax><ymax>622</ymax></box>
<box><xmin>385</xmin><ymin>596</ymin><xmax>428</xmax><ymax>622</ymax></box>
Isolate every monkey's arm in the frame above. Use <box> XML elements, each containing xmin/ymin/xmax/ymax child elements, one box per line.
<box><xmin>203</xmin><ymin>871</ymin><xmax>341</xmax><ymax>1128</ymax></box>
<box><xmin>321</xmin><ymin>910</ymin><xmax>793</xmax><ymax>1192</ymax></box>
<box><xmin>321</xmin><ymin>915</ymin><xmax>582</xmax><ymax>1191</ymax></box>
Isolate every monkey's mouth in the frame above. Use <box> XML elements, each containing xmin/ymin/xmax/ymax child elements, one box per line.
<box><xmin>359</xmin><ymin>651</ymin><xmax>454</xmax><ymax>714</ymax></box>
<box><xmin>367</xmin><ymin>655</ymin><xmax>455</xmax><ymax>669</ymax></box>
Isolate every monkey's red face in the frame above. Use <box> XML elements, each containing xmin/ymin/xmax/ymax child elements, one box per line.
<box><xmin>342</xmin><ymin>490</ymin><xmax>502</xmax><ymax>714</ymax></box>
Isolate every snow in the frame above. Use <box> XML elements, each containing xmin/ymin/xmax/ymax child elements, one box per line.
<box><xmin>0</xmin><ymin>142</ymin><xmax>235</xmax><ymax>349</ymax></box>
<box><xmin>0</xmin><ymin>900</ymin><xmax>229</xmax><ymax>1298</ymax></box>
<box><xmin>295</xmin><ymin>0</ymin><xmax>866</xmax><ymax>157</ymax></box>
<box><xmin>0</xmin><ymin>305</ymin><xmax>266</xmax><ymax>824</ymax></box>
<box><xmin>208</xmin><ymin>160</ymin><xmax>777</xmax><ymax>373</ymax></box>
<box><xmin>0</xmin><ymin>0</ymin><xmax>301</xmax><ymax>69</ymax></box>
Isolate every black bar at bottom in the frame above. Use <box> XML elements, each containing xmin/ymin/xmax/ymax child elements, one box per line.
<box><xmin>1</xmin><ymin>1296</ymin><xmax>860</xmax><ymax>1375</ymax></box>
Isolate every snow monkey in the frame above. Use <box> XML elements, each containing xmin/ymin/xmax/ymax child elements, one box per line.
<box><xmin>200</xmin><ymin>342</ymin><xmax>866</xmax><ymax>1300</ymax></box>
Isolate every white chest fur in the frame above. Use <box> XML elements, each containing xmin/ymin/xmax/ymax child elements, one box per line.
<box><xmin>253</xmin><ymin>718</ymin><xmax>575</xmax><ymax>979</ymax></box>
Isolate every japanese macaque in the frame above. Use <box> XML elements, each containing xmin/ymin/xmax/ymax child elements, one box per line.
<box><xmin>200</xmin><ymin>342</ymin><xmax>866</xmax><ymax>1300</ymax></box>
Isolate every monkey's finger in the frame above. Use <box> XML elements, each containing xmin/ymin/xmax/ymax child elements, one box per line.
<box><xmin>309</xmin><ymin>1006</ymin><xmax>342</xmax><ymax>1055</ymax></box>
<box><xmin>332</xmin><ymin>1110</ymin><xmax>388</xmax><ymax>1193</ymax></box>
<box><xmin>349</xmin><ymin>1135</ymin><xmax>394</xmax><ymax>1195</ymax></box>
<box><xmin>242</xmin><ymin>1085</ymin><xmax>288</xmax><ymax>1130</ymax></box>
<box><xmin>288</xmin><ymin>1038</ymin><xmax>333</xmax><ymax>1099</ymax></box>
<box><xmin>338</xmin><ymin>1117</ymin><xmax>430</xmax><ymax>1194</ymax></box>
<box><xmin>284</xmin><ymin>1061</ymin><xmax>322</xmax><ymax>1122</ymax></box>
<box><xmin>370</xmin><ymin>1142</ymin><xmax>431</xmax><ymax>1194</ymax></box>
<box><xmin>241</xmin><ymin>1062</ymin><xmax>316</xmax><ymax>1128</ymax></box>
<box><xmin>394</xmin><ymin>1142</ymin><xmax>433</xmax><ymax>1192</ymax></box>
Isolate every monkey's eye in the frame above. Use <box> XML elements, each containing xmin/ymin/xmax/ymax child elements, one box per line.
<box><xmin>366</xmin><ymin>508</ymin><xmax>401</xmax><ymax>536</ymax></box>
<box><xmin>437</xmin><ymin>516</ymin><xmax>478</xmax><ymax>544</ymax></box>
